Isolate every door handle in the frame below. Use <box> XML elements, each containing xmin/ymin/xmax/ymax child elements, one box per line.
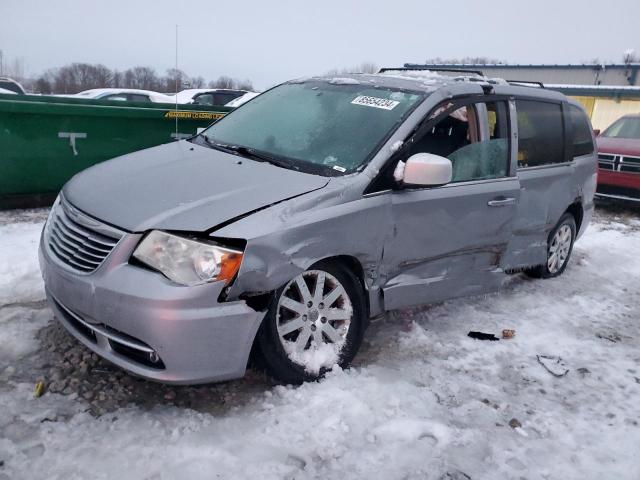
<box><xmin>487</xmin><ymin>197</ymin><xmax>516</xmax><ymax>207</ymax></box>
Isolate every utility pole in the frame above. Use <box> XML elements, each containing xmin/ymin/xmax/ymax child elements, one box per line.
<box><xmin>0</xmin><ymin>50</ymin><xmax>4</xmax><ymax>76</ymax></box>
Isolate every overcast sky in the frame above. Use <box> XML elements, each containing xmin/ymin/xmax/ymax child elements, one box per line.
<box><xmin>1</xmin><ymin>0</ymin><xmax>638</xmax><ymax>90</ymax></box>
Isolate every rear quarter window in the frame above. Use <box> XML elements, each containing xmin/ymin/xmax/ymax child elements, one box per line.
<box><xmin>516</xmin><ymin>100</ymin><xmax>564</xmax><ymax>168</ymax></box>
<box><xmin>568</xmin><ymin>104</ymin><xmax>594</xmax><ymax>157</ymax></box>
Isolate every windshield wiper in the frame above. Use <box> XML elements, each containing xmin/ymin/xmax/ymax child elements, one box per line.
<box><xmin>207</xmin><ymin>140</ymin><xmax>299</xmax><ymax>171</ymax></box>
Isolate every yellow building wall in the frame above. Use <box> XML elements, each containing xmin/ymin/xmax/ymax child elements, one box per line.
<box><xmin>571</xmin><ymin>96</ymin><xmax>595</xmax><ymax>117</ymax></box>
<box><xmin>570</xmin><ymin>96</ymin><xmax>640</xmax><ymax>131</ymax></box>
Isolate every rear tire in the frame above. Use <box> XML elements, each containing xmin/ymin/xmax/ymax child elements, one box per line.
<box><xmin>254</xmin><ymin>260</ymin><xmax>367</xmax><ymax>384</ymax></box>
<box><xmin>524</xmin><ymin>213</ymin><xmax>576</xmax><ymax>279</ymax></box>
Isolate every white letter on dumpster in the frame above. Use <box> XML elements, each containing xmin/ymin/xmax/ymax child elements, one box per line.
<box><xmin>58</xmin><ymin>132</ymin><xmax>87</xmax><ymax>156</ymax></box>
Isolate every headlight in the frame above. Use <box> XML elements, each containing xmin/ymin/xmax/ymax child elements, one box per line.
<box><xmin>133</xmin><ymin>231</ymin><xmax>243</xmax><ymax>286</ymax></box>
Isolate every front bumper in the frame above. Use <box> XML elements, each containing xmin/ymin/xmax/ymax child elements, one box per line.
<box><xmin>596</xmin><ymin>170</ymin><xmax>640</xmax><ymax>203</ymax></box>
<box><xmin>39</xmin><ymin>229</ymin><xmax>265</xmax><ymax>385</ymax></box>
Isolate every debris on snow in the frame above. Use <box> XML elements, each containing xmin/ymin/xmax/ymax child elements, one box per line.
<box><xmin>536</xmin><ymin>355</ymin><xmax>569</xmax><ymax>377</ymax></box>
<box><xmin>509</xmin><ymin>418</ymin><xmax>529</xmax><ymax>437</ymax></box>
<box><xmin>34</xmin><ymin>380</ymin><xmax>46</xmax><ymax>398</ymax></box>
<box><xmin>596</xmin><ymin>331</ymin><xmax>622</xmax><ymax>343</ymax></box>
<box><xmin>468</xmin><ymin>331</ymin><xmax>500</xmax><ymax>341</ymax></box>
<box><xmin>501</xmin><ymin>329</ymin><xmax>516</xmax><ymax>339</ymax></box>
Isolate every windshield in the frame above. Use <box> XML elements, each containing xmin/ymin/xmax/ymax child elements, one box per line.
<box><xmin>602</xmin><ymin>117</ymin><xmax>640</xmax><ymax>140</ymax></box>
<box><xmin>200</xmin><ymin>81</ymin><xmax>424</xmax><ymax>175</ymax></box>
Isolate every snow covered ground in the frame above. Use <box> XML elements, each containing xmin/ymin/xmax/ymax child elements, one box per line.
<box><xmin>1</xmin><ymin>207</ymin><xmax>639</xmax><ymax>480</ymax></box>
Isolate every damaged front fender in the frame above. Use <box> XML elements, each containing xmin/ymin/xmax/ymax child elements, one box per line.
<box><xmin>213</xmin><ymin>180</ymin><xmax>393</xmax><ymax>317</ymax></box>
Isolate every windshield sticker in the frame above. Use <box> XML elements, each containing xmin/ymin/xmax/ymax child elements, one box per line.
<box><xmin>351</xmin><ymin>95</ymin><xmax>399</xmax><ymax>110</ymax></box>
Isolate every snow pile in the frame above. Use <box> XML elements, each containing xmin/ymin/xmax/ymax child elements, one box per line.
<box><xmin>1</xmin><ymin>211</ymin><xmax>640</xmax><ymax>479</ymax></box>
<box><xmin>379</xmin><ymin>69</ymin><xmax>451</xmax><ymax>86</ymax></box>
<box><xmin>328</xmin><ymin>77</ymin><xmax>361</xmax><ymax>85</ymax></box>
<box><xmin>0</xmin><ymin>221</ymin><xmax>45</xmax><ymax>305</ymax></box>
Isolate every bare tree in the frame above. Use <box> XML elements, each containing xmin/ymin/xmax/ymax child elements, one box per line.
<box><xmin>122</xmin><ymin>66</ymin><xmax>160</xmax><ymax>90</ymax></box>
<box><xmin>358</xmin><ymin>62</ymin><xmax>378</xmax><ymax>73</ymax></box>
<box><xmin>190</xmin><ymin>76</ymin><xmax>205</xmax><ymax>88</ymax></box>
<box><xmin>236</xmin><ymin>79</ymin><xmax>254</xmax><ymax>90</ymax></box>
<box><xmin>326</xmin><ymin>61</ymin><xmax>379</xmax><ymax>75</ymax></box>
<box><xmin>27</xmin><ymin>62</ymin><xmax>255</xmax><ymax>94</ymax></box>
<box><xmin>209</xmin><ymin>75</ymin><xmax>236</xmax><ymax>89</ymax></box>
<box><xmin>163</xmin><ymin>68</ymin><xmax>189</xmax><ymax>93</ymax></box>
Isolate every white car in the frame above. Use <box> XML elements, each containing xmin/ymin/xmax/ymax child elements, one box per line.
<box><xmin>225</xmin><ymin>91</ymin><xmax>260</xmax><ymax>108</ymax></box>
<box><xmin>171</xmin><ymin>88</ymin><xmax>252</xmax><ymax>106</ymax></box>
<box><xmin>66</xmin><ymin>88</ymin><xmax>175</xmax><ymax>103</ymax></box>
<box><xmin>0</xmin><ymin>87</ymin><xmax>17</xmax><ymax>95</ymax></box>
<box><xmin>0</xmin><ymin>77</ymin><xmax>25</xmax><ymax>94</ymax></box>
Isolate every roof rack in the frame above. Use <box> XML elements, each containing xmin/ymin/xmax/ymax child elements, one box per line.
<box><xmin>379</xmin><ymin>67</ymin><xmax>485</xmax><ymax>76</ymax></box>
<box><xmin>506</xmin><ymin>80</ymin><xmax>545</xmax><ymax>88</ymax></box>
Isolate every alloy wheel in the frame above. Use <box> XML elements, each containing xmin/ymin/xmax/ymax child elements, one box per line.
<box><xmin>547</xmin><ymin>224</ymin><xmax>572</xmax><ymax>274</ymax></box>
<box><xmin>276</xmin><ymin>270</ymin><xmax>353</xmax><ymax>369</ymax></box>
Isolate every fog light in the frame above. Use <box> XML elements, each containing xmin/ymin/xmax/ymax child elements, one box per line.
<box><xmin>149</xmin><ymin>351</ymin><xmax>160</xmax><ymax>363</ymax></box>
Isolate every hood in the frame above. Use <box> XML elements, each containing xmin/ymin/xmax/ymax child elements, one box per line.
<box><xmin>63</xmin><ymin>141</ymin><xmax>329</xmax><ymax>232</ymax></box>
<box><xmin>597</xmin><ymin>136</ymin><xmax>640</xmax><ymax>156</ymax></box>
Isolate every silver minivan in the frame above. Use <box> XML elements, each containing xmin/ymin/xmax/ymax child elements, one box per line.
<box><xmin>39</xmin><ymin>70</ymin><xmax>597</xmax><ymax>384</ymax></box>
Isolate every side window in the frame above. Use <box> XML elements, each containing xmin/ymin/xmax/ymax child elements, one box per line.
<box><xmin>568</xmin><ymin>104</ymin><xmax>594</xmax><ymax>157</ymax></box>
<box><xmin>128</xmin><ymin>94</ymin><xmax>150</xmax><ymax>102</ymax></box>
<box><xmin>193</xmin><ymin>93</ymin><xmax>214</xmax><ymax>105</ymax></box>
<box><xmin>408</xmin><ymin>101</ymin><xmax>509</xmax><ymax>183</ymax></box>
<box><xmin>213</xmin><ymin>93</ymin><xmax>237</xmax><ymax>105</ymax></box>
<box><xmin>516</xmin><ymin>100</ymin><xmax>564</xmax><ymax>167</ymax></box>
<box><xmin>101</xmin><ymin>94</ymin><xmax>128</xmax><ymax>101</ymax></box>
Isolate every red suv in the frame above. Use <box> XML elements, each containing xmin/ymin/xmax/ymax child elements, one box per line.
<box><xmin>596</xmin><ymin>114</ymin><xmax>640</xmax><ymax>203</ymax></box>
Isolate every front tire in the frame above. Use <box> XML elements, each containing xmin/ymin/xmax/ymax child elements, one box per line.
<box><xmin>254</xmin><ymin>260</ymin><xmax>367</xmax><ymax>384</ymax></box>
<box><xmin>525</xmin><ymin>213</ymin><xmax>576</xmax><ymax>279</ymax></box>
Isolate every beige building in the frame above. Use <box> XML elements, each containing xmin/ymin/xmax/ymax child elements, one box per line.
<box><xmin>404</xmin><ymin>63</ymin><xmax>640</xmax><ymax>130</ymax></box>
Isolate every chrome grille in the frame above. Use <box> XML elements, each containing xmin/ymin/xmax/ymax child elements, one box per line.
<box><xmin>598</xmin><ymin>152</ymin><xmax>640</xmax><ymax>174</ymax></box>
<box><xmin>620</xmin><ymin>154</ymin><xmax>640</xmax><ymax>174</ymax></box>
<box><xmin>598</xmin><ymin>153</ymin><xmax>615</xmax><ymax>171</ymax></box>
<box><xmin>45</xmin><ymin>197</ymin><xmax>123</xmax><ymax>273</ymax></box>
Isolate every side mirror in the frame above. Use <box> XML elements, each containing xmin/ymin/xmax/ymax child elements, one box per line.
<box><xmin>593</xmin><ymin>129</ymin><xmax>601</xmax><ymax>137</ymax></box>
<box><xmin>402</xmin><ymin>153</ymin><xmax>452</xmax><ymax>187</ymax></box>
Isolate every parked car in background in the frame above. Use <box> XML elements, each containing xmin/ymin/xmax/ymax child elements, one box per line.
<box><xmin>0</xmin><ymin>87</ymin><xmax>18</xmax><ymax>95</ymax></box>
<box><xmin>225</xmin><ymin>91</ymin><xmax>260</xmax><ymax>108</ymax></box>
<box><xmin>65</xmin><ymin>88</ymin><xmax>175</xmax><ymax>103</ymax></box>
<box><xmin>39</xmin><ymin>70</ymin><xmax>596</xmax><ymax>385</ymax></box>
<box><xmin>0</xmin><ymin>77</ymin><xmax>26</xmax><ymax>94</ymax></box>
<box><xmin>172</xmin><ymin>88</ymin><xmax>250</xmax><ymax>106</ymax></box>
<box><xmin>596</xmin><ymin>114</ymin><xmax>640</xmax><ymax>203</ymax></box>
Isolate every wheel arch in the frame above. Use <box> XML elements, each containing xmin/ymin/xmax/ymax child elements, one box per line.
<box><xmin>565</xmin><ymin>199</ymin><xmax>584</xmax><ymax>232</ymax></box>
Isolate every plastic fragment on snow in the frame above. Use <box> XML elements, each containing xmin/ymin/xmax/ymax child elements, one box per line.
<box><xmin>468</xmin><ymin>331</ymin><xmax>499</xmax><ymax>341</ymax></box>
<box><xmin>34</xmin><ymin>380</ymin><xmax>46</xmax><ymax>398</ymax></box>
<box><xmin>536</xmin><ymin>355</ymin><xmax>569</xmax><ymax>377</ymax></box>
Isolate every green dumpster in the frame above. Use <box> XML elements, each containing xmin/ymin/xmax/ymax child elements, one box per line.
<box><xmin>0</xmin><ymin>93</ymin><xmax>231</xmax><ymax>209</ymax></box>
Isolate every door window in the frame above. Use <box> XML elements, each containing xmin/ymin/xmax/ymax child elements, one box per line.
<box><xmin>408</xmin><ymin>101</ymin><xmax>509</xmax><ymax>183</ymax></box>
<box><xmin>193</xmin><ymin>93</ymin><xmax>214</xmax><ymax>105</ymax></box>
<box><xmin>516</xmin><ymin>100</ymin><xmax>564</xmax><ymax>167</ymax></box>
<box><xmin>213</xmin><ymin>92</ymin><xmax>242</xmax><ymax>105</ymax></box>
<box><xmin>101</xmin><ymin>94</ymin><xmax>128</xmax><ymax>101</ymax></box>
<box><xmin>128</xmin><ymin>94</ymin><xmax>151</xmax><ymax>102</ymax></box>
<box><xmin>567</xmin><ymin>104</ymin><xmax>594</xmax><ymax>157</ymax></box>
